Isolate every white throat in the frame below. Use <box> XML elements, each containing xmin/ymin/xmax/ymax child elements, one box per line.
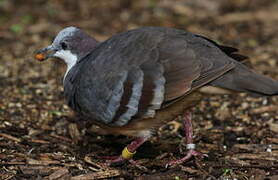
<box><xmin>54</xmin><ymin>50</ymin><xmax>77</xmax><ymax>81</ymax></box>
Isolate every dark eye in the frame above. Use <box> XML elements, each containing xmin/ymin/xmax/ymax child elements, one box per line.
<box><xmin>61</xmin><ymin>42</ymin><xmax>68</xmax><ymax>50</ymax></box>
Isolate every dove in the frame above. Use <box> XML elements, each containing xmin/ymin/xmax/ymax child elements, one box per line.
<box><xmin>35</xmin><ymin>26</ymin><xmax>278</xmax><ymax>167</ymax></box>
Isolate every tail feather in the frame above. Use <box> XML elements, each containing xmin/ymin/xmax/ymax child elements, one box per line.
<box><xmin>210</xmin><ymin>62</ymin><xmax>278</xmax><ymax>96</ymax></box>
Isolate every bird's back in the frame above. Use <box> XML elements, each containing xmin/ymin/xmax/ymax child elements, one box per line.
<box><xmin>63</xmin><ymin>27</ymin><xmax>241</xmax><ymax>127</ymax></box>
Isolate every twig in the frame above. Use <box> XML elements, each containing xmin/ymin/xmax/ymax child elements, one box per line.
<box><xmin>50</xmin><ymin>134</ymin><xmax>72</xmax><ymax>143</ymax></box>
<box><xmin>0</xmin><ymin>162</ymin><xmax>26</xmax><ymax>166</ymax></box>
<box><xmin>30</xmin><ymin>139</ymin><xmax>50</xmax><ymax>144</ymax></box>
<box><xmin>0</xmin><ymin>133</ymin><xmax>21</xmax><ymax>142</ymax></box>
<box><xmin>84</xmin><ymin>155</ymin><xmax>104</xmax><ymax>171</ymax></box>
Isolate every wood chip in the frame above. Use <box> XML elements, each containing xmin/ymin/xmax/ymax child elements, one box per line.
<box><xmin>48</xmin><ymin>168</ymin><xmax>69</xmax><ymax>180</ymax></box>
<box><xmin>251</xmin><ymin>105</ymin><xmax>278</xmax><ymax>114</ymax></box>
<box><xmin>227</xmin><ymin>152</ymin><xmax>278</xmax><ymax>161</ymax></box>
<box><xmin>269</xmin><ymin>123</ymin><xmax>278</xmax><ymax>133</ymax></box>
<box><xmin>0</xmin><ymin>173</ymin><xmax>14</xmax><ymax>180</ymax></box>
<box><xmin>70</xmin><ymin>169</ymin><xmax>121</xmax><ymax>180</ymax></box>
<box><xmin>27</xmin><ymin>158</ymin><xmax>61</xmax><ymax>165</ymax></box>
<box><xmin>227</xmin><ymin>157</ymin><xmax>251</xmax><ymax>166</ymax></box>
<box><xmin>30</xmin><ymin>139</ymin><xmax>50</xmax><ymax>144</ymax></box>
<box><xmin>0</xmin><ymin>133</ymin><xmax>21</xmax><ymax>142</ymax></box>
<box><xmin>134</xmin><ymin>170</ymin><xmax>188</xmax><ymax>180</ymax></box>
<box><xmin>233</xmin><ymin>144</ymin><xmax>278</xmax><ymax>152</ymax></box>
<box><xmin>20</xmin><ymin>166</ymin><xmax>60</xmax><ymax>175</ymax></box>
<box><xmin>0</xmin><ymin>162</ymin><xmax>26</xmax><ymax>166</ymax></box>
<box><xmin>68</xmin><ymin>123</ymin><xmax>81</xmax><ymax>143</ymax></box>
<box><xmin>180</xmin><ymin>166</ymin><xmax>198</xmax><ymax>174</ymax></box>
<box><xmin>84</xmin><ymin>155</ymin><xmax>104</xmax><ymax>171</ymax></box>
<box><xmin>50</xmin><ymin>134</ymin><xmax>72</xmax><ymax>143</ymax></box>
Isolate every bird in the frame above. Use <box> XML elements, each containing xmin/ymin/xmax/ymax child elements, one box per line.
<box><xmin>35</xmin><ymin>26</ymin><xmax>278</xmax><ymax>167</ymax></box>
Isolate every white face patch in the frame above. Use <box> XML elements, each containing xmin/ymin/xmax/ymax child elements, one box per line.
<box><xmin>54</xmin><ymin>50</ymin><xmax>77</xmax><ymax>81</ymax></box>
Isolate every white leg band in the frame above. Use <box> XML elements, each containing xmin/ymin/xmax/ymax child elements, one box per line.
<box><xmin>186</xmin><ymin>143</ymin><xmax>196</xmax><ymax>150</ymax></box>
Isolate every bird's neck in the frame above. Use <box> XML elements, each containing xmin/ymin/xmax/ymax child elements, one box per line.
<box><xmin>62</xmin><ymin>37</ymin><xmax>100</xmax><ymax>82</ymax></box>
<box><xmin>64</xmin><ymin>57</ymin><xmax>77</xmax><ymax>81</ymax></box>
<box><xmin>55</xmin><ymin>50</ymin><xmax>78</xmax><ymax>83</ymax></box>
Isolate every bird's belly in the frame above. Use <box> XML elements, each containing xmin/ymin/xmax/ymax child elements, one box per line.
<box><xmin>89</xmin><ymin>92</ymin><xmax>201</xmax><ymax>137</ymax></box>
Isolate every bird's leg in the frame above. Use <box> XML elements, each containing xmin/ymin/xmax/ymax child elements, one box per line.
<box><xmin>166</xmin><ymin>111</ymin><xmax>205</xmax><ymax>168</ymax></box>
<box><xmin>104</xmin><ymin>136</ymin><xmax>149</xmax><ymax>165</ymax></box>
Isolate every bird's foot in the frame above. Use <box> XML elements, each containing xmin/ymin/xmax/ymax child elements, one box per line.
<box><xmin>165</xmin><ymin>111</ymin><xmax>207</xmax><ymax>168</ymax></box>
<box><xmin>165</xmin><ymin>149</ymin><xmax>206</xmax><ymax>168</ymax></box>
<box><xmin>98</xmin><ymin>137</ymin><xmax>149</xmax><ymax>168</ymax></box>
<box><xmin>104</xmin><ymin>156</ymin><xmax>138</xmax><ymax>165</ymax></box>
<box><xmin>103</xmin><ymin>147</ymin><xmax>146</xmax><ymax>168</ymax></box>
<box><xmin>102</xmin><ymin>155</ymin><xmax>147</xmax><ymax>170</ymax></box>
<box><xmin>102</xmin><ymin>155</ymin><xmax>127</xmax><ymax>166</ymax></box>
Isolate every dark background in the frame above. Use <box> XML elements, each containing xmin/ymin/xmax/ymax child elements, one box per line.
<box><xmin>0</xmin><ymin>0</ymin><xmax>277</xmax><ymax>179</ymax></box>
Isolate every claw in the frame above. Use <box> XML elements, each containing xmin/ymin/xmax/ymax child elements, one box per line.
<box><xmin>103</xmin><ymin>155</ymin><xmax>147</xmax><ymax>171</ymax></box>
<box><xmin>165</xmin><ymin>111</ymin><xmax>207</xmax><ymax>168</ymax></box>
<box><xmin>165</xmin><ymin>149</ymin><xmax>206</xmax><ymax>168</ymax></box>
<box><xmin>104</xmin><ymin>155</ymin><xmax>127</xmax><ymax>166</ymax></box>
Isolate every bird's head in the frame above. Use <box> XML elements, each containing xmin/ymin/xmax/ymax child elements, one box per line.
<box><xmin>34</xmin><ymin>26</ymin><xmax>98</xmax><ymax>66</ymax></box>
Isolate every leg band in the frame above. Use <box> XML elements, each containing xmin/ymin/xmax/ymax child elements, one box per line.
<box><xmin>186</xmin><ymin>143</ymin><xmax>196</xmax><ymax>150</ymax></box>
<box><xmin>121</xmin><ymin>147</ymin><xmax>136</xmax><ymax>159</ymax></box>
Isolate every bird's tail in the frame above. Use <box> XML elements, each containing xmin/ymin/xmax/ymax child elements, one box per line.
<box><xmin>210</xmin><ymin>62</ymin><xmax>278</xmax><ymax>96</ymax></box>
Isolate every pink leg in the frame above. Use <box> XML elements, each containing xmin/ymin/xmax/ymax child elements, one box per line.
<box><xmin>104</xmin><ymin>136</ymin><xmax>149</xmax><ymax>165</ymax></box>
<box><xmin>166</xmin><ymin>111</ymin><xmax>205</xmax><ymax>168</ymax></box>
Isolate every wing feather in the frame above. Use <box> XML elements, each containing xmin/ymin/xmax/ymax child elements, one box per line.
<box><xmin>66</xmin><ymin>27</ymin><xmax>237</xmax><ymax>126</ymax></box>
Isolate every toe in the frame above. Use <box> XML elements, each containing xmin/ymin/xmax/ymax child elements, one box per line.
<box><xmin>105</xmin><ymin>156</ymin><xmax>127</xmax><ymax>166</ymax></box>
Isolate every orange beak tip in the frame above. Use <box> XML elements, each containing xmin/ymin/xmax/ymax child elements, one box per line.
<box><xmin>35</xmin><ymin>53</ymin><xmax>45</xmax><ymax>61</ymax></box>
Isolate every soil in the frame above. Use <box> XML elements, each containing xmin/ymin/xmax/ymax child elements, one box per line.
<box><xmin>0</xmin><ymin>0</ymin><xmax>277</xmax><ymax>179</ymax></box>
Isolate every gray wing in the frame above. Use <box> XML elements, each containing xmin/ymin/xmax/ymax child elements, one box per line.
<box><xmin>70</xmin><ymin>29</ymin><xmax>162</xmax><ymax>125</ymax></box>
<box><xmin>68</xmin><ymin>27</ymin><xmax>235</xmax><ymax>126</ymax></box>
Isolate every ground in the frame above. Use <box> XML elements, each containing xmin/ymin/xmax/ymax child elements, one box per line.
<box><xmin>0</xmin><ymin>0</ymin><xmax>278</xmax><ymax>179</ymax></box>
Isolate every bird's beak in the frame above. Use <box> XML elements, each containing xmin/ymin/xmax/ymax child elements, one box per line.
<box><xmin>34</xmin><ymin>45</ymin><xmax>56</xmax><ymax>61</ymax></box>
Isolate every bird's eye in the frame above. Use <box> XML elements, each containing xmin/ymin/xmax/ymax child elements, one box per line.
<box><xmin>61</xmin><ymin>42</ymin><xmax>68</xmax><ymax>50</ymax></box>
